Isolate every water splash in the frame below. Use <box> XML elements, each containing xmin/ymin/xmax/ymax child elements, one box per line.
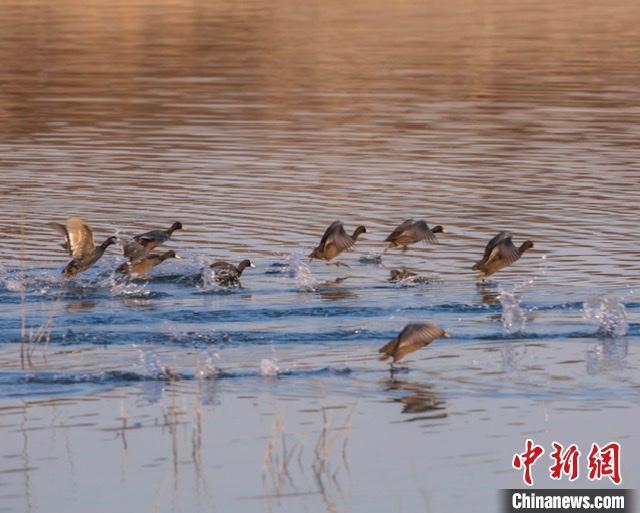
<box><xmin>508</xmin><ymin>254</ymin><xmax>549</xmax><ymax>294</ymax></box>
<box><xmin>582</xmin><ymin>295</ymin><xmax>628</xmax><ymax>337</ymax></box>
<box><xmin>286</xmin><ymin>251</ymin><xmax>318</xmax><ymax>291</ymax></box>
<box><xmin>195</xmin><ymin>252</ymin><xmax>233</xmax><ymax>291</ymax></box>
<box><xmin>0</xmin><ymin>262</ymin><xmax>8</xmax><ymax>290</ymax></box>
<box><xmin>499</xmin><ymin>290</ymin><xmax>526</xmax><ymax>335</ymax></box>
<box><xmin>260</xmin><ymin>358</ymin><xmax>280</xmax><ymax>376</ymax></box>
<box><xmin>2</xmin><ymin>267</ymin><xmax>58</xmax><ymax>295</ymax></box>
<box><xmin>195</xmin><ymin>350</ymin><xmax>220</xmax><ymax>379</ymax></box>
<box><xmin>136</xmin><ymin>347</ymin><xmax>179</xmax><ymax>379</ymax></box>
<box><xmin>107</xmin><ymin>274</ymin><xmax>150</xmax><ymax>297</ymax></box>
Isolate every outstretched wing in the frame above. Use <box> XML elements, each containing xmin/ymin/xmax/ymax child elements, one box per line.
<box><xmin>47</xmin><ymin>222</ymin><xmax>72</xmax><ymax>256</ymax></box>
<box><xmin>126</xmin><ymin>227</ymin><xmax>171</xmax><ymax>259</ymax></box>
<box><xmin>318</xmin><ymin>221</ymin><xmax>342</xmax><ymax>249</ymax></box>
<box><xmin>408</xmin><ymin>220</ymin><xmax>437</xmax><ymax>244</ymax></box>
<box><xmin>65</xmin><ymin>217</ymin><xmax>95</xmax><ymax>257</ymax></box>
<box><xmin>492</xmin><ymin>237</ymin><xmax>520</xmax><ymax>266</ymax></box>
<box><xmin>473</xmin><ymin>231</ymin><xmax>510</xmax><ymax>269</ymax></box>
<box><xmin>320</xmin><ymin>221</ymin><xmax>355</xmax><ymax>254</ymax></box>
<box><xmin>123</xmin><ymin>239</ymin><xmax>149</xmax><ymax>261</ymax></box>
<box><xmin>385</xmin><ymin>219</ymin><xmax>415</xmax><ymax>242</ymax></box>
<box><xmin>397</xmin><ymin>323</ymin><xmax>446</xmax><ymax>350</ymax></box>
<box><xmin>378</xmin><ymin>337</ymin><xmax>400</xmax><ymax>359</ymax></box>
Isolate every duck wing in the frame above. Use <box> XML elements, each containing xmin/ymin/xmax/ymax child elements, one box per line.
<box><xmin>385</xmin><ymin>219</ymin><xmax>415</xmax><ymax>242</ymax></box>
<box><xmin>123</xmin><ymin>239</ymin><xmax>149</xmax><ymax>261</ymax></box>
<box><xmin>378</xmin><ymin>337</ymin><xmax>400</xmax><ymax>359</ymax></box>
<box><xmin>47</xmin><ymin>222</ymin><xmax>72</xmax><ymax>256</ymax></box>
<box><xmin>65</xmin><ymin>217</ymin><xmax>95</xmax><ymax>258</ymax></box>
<box><xmin>408</xmin><ymin>220</ymin><xmax>438</xmax><ymax>243</ymax></box>
<box><xmin>133</xmin><ymin>229</ymin><xmax>170</xmax><ymax>245</ymax></box>
<box><xmin>317</xmin><ymin>221</ymin><xmax>342</xmax><ymax>248</ymax></box>
<box><xmin>492</xmin><ymin>237</ymin><xmax>520</xmax><ymax>266</ymax></box>
<box><xmin>322</xmin><ymin>221</ymin><xmax>355</xmax><ymax>254</ymax></box>
<box><xmin>210</xmin><ymin>261</ymin><xmax>236</xmax><ymax>274</ymax></box>
<box><xmin>396</xmin><ymin>323</ymin><xmax>446</xmax><ymax>351</ymax></box>
<box><xmin>473</xmin><ymin>231</ymin><xmax>510</xmax><ymax>269</ymax></box>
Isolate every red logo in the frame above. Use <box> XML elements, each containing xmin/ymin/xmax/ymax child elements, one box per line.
<box><xmin>513</xmin><ymin>440</ymin><xmax>621</xmax><ymax>486</ymax></box>
<box><xmin>588</xmin><ymin>442</ymin><xmax>622</xmax><ymax>485</ymax></box>
<box><xmin>513</xmin><ymin>439</ymin><xmax>545</xmax><ymax>486</ymax></box>
<box><xmin>549</xmin><ymin>442</ymin><xmax>580</xmax><ymax>481</ymax></box>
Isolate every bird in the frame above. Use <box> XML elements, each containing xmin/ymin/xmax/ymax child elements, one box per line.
<box><xmin>383</xmin><ymin>219</ymin><xmax>446</xmax><ymax>253</ymax></box>
<box><xmin>209</xmin><ymin>259</ymin><xmax>255</xmax><ymax>286</ymax></box>
<box><xmin>116</xmin><ymin>250</ymin><xmax>182</xmax><ymax>278</ymax></box>
<box><xmin>472</xmin><ymin>232</ymin><xmax>534</xmax><ymax>279</ymax></box>
<box><xmin>388</xmin><ymin>268</ymin><xmax>430</xmax><ymax>284</ymax></box>
<box><xmin>123</xmin><ymin>222</ymin><xmax>183</xmax><ymax>261</ymax></box>
<box><xmin>378</xmin><ymin>323</ymin><xmax>449</xmax><ymax>368</ymax></box>
<box><xmin>47</xmin><ymin>217</ymin><xmax>118</xmax><ymax>278</ymax></box>
<box><xmin>309</xmin><ymin>221</ymin><xmax>367</xmax><ymax>263</ymax></box>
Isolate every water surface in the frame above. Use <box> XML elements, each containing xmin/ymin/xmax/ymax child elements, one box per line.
<box><xmin>1</xmin><ymin>0</ymin><xmax>639</xmax><ymax>512</ymax></box>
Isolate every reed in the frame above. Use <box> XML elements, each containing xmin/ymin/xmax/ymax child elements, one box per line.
<box><xmin>18</xmin><ymin>217</ymin><xmax>59</xmax><ymax>369</ymax></box>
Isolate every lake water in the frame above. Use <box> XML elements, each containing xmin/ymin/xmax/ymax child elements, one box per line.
<box><xmin>1</xmin><ymin>0</ymin><xmax>639</xmax><ymax>512</ymax></box>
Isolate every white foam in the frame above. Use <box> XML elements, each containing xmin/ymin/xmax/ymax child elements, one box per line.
<box><xmin>583</xmin><ymin>295</ymin><xmax>628</xmax><ymax>337</ymax></box>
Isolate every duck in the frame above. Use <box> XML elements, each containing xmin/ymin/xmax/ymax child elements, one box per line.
<box><xmin>123</xmin><ymin>222</ymin><xmax>183</xmax><ymax>260</ymax></box>
<box><xmin>388</xmin><ymin>268</ymin><xmax>431</xmax><ymax>284</ymax></box>
<box><xmin>378</xmin><ymin>323</ymin><xmax>449</xmax><ymax>368</ymax></box>
<box><xmin>209</xmin><ymin>259</ymin><xmax>255</xmax><ymax>286</ymax></box>
<box><xmin>472</xmin><ymin>232</ymin><xmax>534</xmax><ymax>279</ymax></box>
<box><xmin>47</xmin><ymin>217</ymin><xmax>118</xmax><ymax>277</ymax></box>
<box><xmin>383</xmin><ymin>219</ymin><xmax>446</xmax><ymax>253</ymax></box>
<box><xmin>309</xmin><ymin>221</ymin><xmax>367</xmax><ymax>263</ymax></box>
<box><xmin>117</xmin><ymin>250</ymin><xmax>182</xmax><ymax>278</ymax></box>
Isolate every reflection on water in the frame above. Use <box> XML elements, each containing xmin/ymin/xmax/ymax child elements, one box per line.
<box><xmin>586</xmin><ymin>337</ymin><xmax>629</xmax><ymax>375</ymax></box>
<box><xmin>1</xmin><ymin>0</ymin><xmax>640</xmax><ymax>511</ymax></box>
<box><xmin>477</xmin><ymin>282</ymin><xmax>501</xmax><ymax>306</ymax></box>
<box><xmin>385</xmin><ymin>379</ymin><xmax>447</xmax><ymax>418</ymax></box>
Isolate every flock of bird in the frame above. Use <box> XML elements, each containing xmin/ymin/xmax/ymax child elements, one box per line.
<box><xmin>47</xmin><ymin>218</ymin><xmax>255</xmax><ymax>287</ymax></box>
<box><xmin>45</xmin><ymin>216</ymin><xmax>535</xmax><ymax>369</ymax></box>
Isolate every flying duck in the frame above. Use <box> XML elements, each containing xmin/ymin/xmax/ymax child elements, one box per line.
<box><xmin>47</xmin><ymin>217</ymin><xmax>117</xmax><ymax>277</ymax></box>
<box><xmin>117</xmin><ymin>250</ymin><xmax>182</xmax><ymax>278</ymax></box>
<box><xmin>378</xmin><ymin>323</ymin><xmax>449</xmax><ymax>367</ymax></box>
<box><xmin>472</xmin><ymin>232</ymin><xmax>534</xmax><ymax>279</ymax></box>
<box><xmin>123</xmin><ymin>222</ymin><xmax>183</xmax><ymax>261</ymax></box>
<box><xmin>384</xmin><ymin>219</ymin><xmax>446</xmax><ymax>253</ymax></box>
<box><xmin>309</xmin><ymin>221</ymin><xmax>367</xmax><ymax>262</ymax></box>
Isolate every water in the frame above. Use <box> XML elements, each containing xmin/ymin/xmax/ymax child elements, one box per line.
<box><xmin>1</xmin><ymin>0</ymin><xmax>640</xmax><ymax>511</ymax></box>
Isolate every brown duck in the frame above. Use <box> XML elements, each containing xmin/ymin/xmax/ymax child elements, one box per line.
<box><xmin>384</xmin><ymin>219</ymin><xmax>445</xmax><ymax>253</ymax></box>
<box><xmin>117</xmin><ymin>250</ymin><xmax>181</xmax><ymax>278</ymax></box>
<box><xmin>209</xmin><ymin>259</ymin><xmax>255</xmax><ymax>286</ymax></box>
<box><xmin>378</xmin><ymin>323</ymin><xmax>449</xmax><ymax>367</ymax></box>
<box><xmin>47</xmin><ymin>217</ymin><xmax>118</xmax><ymax>278</ymax></box>
<box><xmin>472</xmin><ymin>232</ymin><xmax>534</xmax><ymax>279</ymax></box>
<box><xmin>309</xmin><ymin>221</ymin><xmax>367</xmax><ymax>262</ymax></box>
<box><xmin>388</xmin><ymin>268</ymin><xmax>430</xmax><ymax>284</ymax></box>
<box><xmin>123</xmin><ymin>222</ymin><xmax>183</xmax><ymax>260</ymax></box>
